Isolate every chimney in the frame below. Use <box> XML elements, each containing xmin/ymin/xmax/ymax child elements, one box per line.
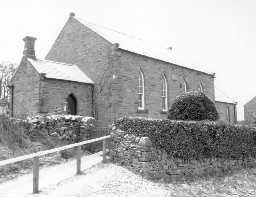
<box><xmin>23</xmin><ymin>36</ymin><xmax>36</xmax><ymax>59</ymax></box>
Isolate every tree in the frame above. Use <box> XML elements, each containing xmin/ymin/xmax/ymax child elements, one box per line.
<box><xmin>0</xmin><ymin>62</ymin><xmax>16</xmax><ymax>99</ymax></box>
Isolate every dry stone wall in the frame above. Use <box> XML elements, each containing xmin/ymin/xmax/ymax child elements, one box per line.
<box><xmin>110</xmin><ymin>128</ymin><xmax>256</xmax><ymax>181</ymax></box>
<box><xmin>110</xmin><ymin>129</ymin><xmax>182</xmax><ymax>180</ymax></box>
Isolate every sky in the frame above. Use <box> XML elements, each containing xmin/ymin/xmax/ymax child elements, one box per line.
<box><xmin>0</xmin><ymin>0</ymin><xmax>255</xmax><ymax>120</ymax></box>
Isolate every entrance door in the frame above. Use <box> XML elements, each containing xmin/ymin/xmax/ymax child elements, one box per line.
<box><xmin>67</xmin><ymin>94</ymin><xmax>77</xmax><ymax>115</ymax></box>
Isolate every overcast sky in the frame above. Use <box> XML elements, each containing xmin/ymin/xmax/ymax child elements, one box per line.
<box><xmin>0</xmin><ymin>0</ymin><xmax>255</xmax><ymax>120</ymax></box>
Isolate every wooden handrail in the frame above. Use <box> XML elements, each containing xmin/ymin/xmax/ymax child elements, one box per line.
<box><xmin>0</xmin><ymin>135</ymin><xmax>111</xmax><ymax>194</ymax></box>
<box><xmin>0</xmin><ymin>135</ymin><xmax>110</xmax><ymax>167</ymax></box>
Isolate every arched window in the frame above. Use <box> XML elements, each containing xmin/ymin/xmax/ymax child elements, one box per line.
<box><xmin>226</xmin><ymin>107</ymin><xmax>230</xmax><ymax>123</ymax></box>
<box><xmin>184</xmin><ymin>79</ymin><xmax>190</xmax><ymax>93</ymax></box>
<box><xmin>138</xmin><ymin>70</ymin><xmax>145</xmax><ymax>110</ymax></box>
<box><xmin>198</xmin><ymin>81</ymin><xmax>204</xmax><ymax>92</ymax></box>
<box><xmin>66</xmin><ymin>94</ymin><xmax>77</xmax><ymax>115</ymax></box>
<box><xmin>161</xmin><ymin>74</ymin><xmax>168</xmax><ymax>112</ymax></box>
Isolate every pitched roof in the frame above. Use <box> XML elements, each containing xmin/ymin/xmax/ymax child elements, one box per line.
<box><xmin>215</xmin><ymin>88</ymin><xmax>236</xmax><ymax>104</ymax></box>
<box><xmin>76</xmin><ymin>17</ymin><xmax>213</xmax><ymax>76</ymax></box>
<box><xmin>27</xmin><ymin>58</ymin><xmax>94</xmax><ymax>84</ymax></box>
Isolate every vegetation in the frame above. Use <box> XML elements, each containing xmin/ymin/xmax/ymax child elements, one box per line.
<box><xmin>0</xmin><ymin>62</ymin><xmax>16</xmax><ymax>99</ymax></box>
<box><xmin>167</xmin><ymin>91</ymin><xmax>218</xmax><ymax>121</ymax></box>
<box><xmin>114</xmin><ymin>117</ymin><xmax>256</xmax><ymax>160</ymax></box>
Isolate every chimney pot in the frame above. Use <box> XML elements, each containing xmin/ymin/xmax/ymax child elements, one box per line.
<box><xmin>69</xmin><ymin>12</ymin><xmax>75</xmax><ymax>18</ymax></box>
<box><xmin>23</xmin><ymin>36</ymin><xmax>36</xmax><ymax>59</ymax></box>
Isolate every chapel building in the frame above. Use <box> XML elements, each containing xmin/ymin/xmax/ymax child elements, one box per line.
<box><xmin>9</xmin><ymin>13</ymin><xmax>237</xmax><ymax>126</ymax></box>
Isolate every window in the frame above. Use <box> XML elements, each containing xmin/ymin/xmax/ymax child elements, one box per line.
<box><xmin>226</xmin><ymin>107</ymin><xmax>230</xmax><ymax>123</ymax></box>
<box><xmin>198</xmin><ymin>81</ymin><xmax>204</xmax><ymax>92</ymax></box>
<box><xmin>184</xmin><ymin>80</ymin><xmax>189</xmax><ymax>93</ymax></box>
<box><xmin>138</xmin><ymin>70</ymin><xmax>145</xmax><ymax>110</ymax></box>
<box><xmin>161</xmin><ymin>74</ymin><xmax>168</xmax><ymax>112</ymax></box>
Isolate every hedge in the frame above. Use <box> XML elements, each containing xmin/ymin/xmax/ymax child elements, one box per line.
<box><xmin>114</xmin><ymin>117</ymin><xmax>256</xmax><ymax>160</ymax></box>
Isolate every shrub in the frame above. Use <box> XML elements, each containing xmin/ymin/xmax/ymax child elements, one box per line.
<box><xmin>167</xmin><ymin>91</ymin><xmax>218</xmax><ymax>121</ymax></box>
<box><xmin>114</xmin><ymin>117</ymin><xmax>256</xmax><ymax>160</ymax></box>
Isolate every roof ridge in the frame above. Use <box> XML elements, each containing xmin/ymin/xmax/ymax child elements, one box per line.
<box><xmin>76</xmin><ymin>17</ymin><xmax>144</xmax><ymax>42</ymax></box>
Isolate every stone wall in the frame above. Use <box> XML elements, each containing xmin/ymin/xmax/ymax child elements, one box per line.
<box><xmin>11</xmin><ymin>58</ymin><xmax>40</xmax><ymax>118</ymax></box>
<box><xmin>215</xmin><ymin>101</ymin><xmax>237</xmax><ymax>124</ymax></box>
<box><xmin>110</xmin><ymin>128</ymin><xmax>253</xmax><ymax>181</ymax></box>
<box><xmin>244</xmin><ymin>97</ymin><xmax>256</xmax><ymax>126</ymax></box>
<box><xmin>46</xmin><ymin>16</ymin><xmax>115</xmax><ymax>126</ymax></box>
<box><xmin>40</xmin><ymin>79</ymin><xmax>93</xmax><ymax>116</ymax></box>
<box><xmin>112</xmin><ymin>50</ymin><xmax>215</xmax><ymax>120</ymax></box>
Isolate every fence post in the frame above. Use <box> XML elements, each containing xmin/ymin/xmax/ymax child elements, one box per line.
<box><xmin>102</xmin><ymin>139</ymin><xmax>107</xmax><ymax>163</ymax></box>
<box><xmin>33</xmin><ymin>157</ymin><xmax>39</xmax><ymax>194</ymax></box>
<box><xmin>76</xmin><ymin>146</ymin><xmax>82</xmax><ymax>175</ymax></box>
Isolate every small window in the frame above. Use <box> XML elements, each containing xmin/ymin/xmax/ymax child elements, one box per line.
<box><xmin>138</xmin><ymin>70</ymin><xmax>145</xmax><ymax>110</ymax></box>
<box><xmin>161</xmin><ymin>74</ymin><xmax>168</xmax><ymax>112</ymax></box>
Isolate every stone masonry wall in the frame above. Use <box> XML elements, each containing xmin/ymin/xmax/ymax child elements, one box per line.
<box><xmin>110</xmin><ymin>128</ymin><xmax>251</xmax><ymax>181</ymax></box>
<box><xmin>40</xmin><ymin>79</ymin><xmax>93</xmax><ymax>116</ymax></box>
<box><xmin>46</xmin><ymin>16</ymin><xmax>115</xmax><ymax>126</ymax></box>
<box><xmin>215</xmin><ymin>101</ymin><xmax>237</xmax><ymax>124</ymax></box>
<box><xmin>244</xmin><ymin>98</ymin><xmax>256</xmax><ymax>126</ymax></box>
<box><xmin>112</xmin><ymin>50</ymin><xmax>215</xmax><ymax>120</ymax></box>
<box><xmin>11</xmin><ymin>59</ymin><xmax>40</xmax><ymax>118</ymax></box>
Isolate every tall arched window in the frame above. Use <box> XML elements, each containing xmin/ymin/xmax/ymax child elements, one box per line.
<box><xmin>198</xmin><ymin>81</ymin><xmax>204</xmax><ymax>92</ymax></box>
<box><xmin>161</xmin><ymin>74</ymin><xmax>168</xmax><ymax>112</ymax></box>
<box><xmin>138</xmin><ymin>70</ymin><xmax>145</xmax><ymax>110</ymax></box>
<box><xmin>184</xmin><ymin>79</ymin><xmax>189</xmax><ymax>93</ymax></box>
<box><xmin>66</xmin><ymin>94</ymin><xmax>77</xmax><ymax>115</ymax></box>
<box><xmin>226</xmin><ymin>107</ymin><xmax>230</xmax><ymax>123</ymax></box>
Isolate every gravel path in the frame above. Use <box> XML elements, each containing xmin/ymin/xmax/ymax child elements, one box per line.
<box><xmin>2</xmin><ymin>153</ymin><xmax>256</xmax><ymax>197</ymax></box>
<box><xmin>0</xmin><ymin>152</ymin><xmax>104</xmax><ymax>197</ymax></box>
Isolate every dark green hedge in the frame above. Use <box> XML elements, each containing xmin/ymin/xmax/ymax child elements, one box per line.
<box><xmin>114</xmin><ymin>117</ymin><xmax>256</xmax><ymax>160</ymax></box>
<box><xmin>168</xmin><ymin>91</ymin><xmax>218</xmax><ymax>121</ymax></box>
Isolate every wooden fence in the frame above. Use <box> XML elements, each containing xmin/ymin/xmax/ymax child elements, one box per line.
<box><xmin>0</xmin><ymin>135</ymin><xmax>111</xmax><ymax>194</ymax></box>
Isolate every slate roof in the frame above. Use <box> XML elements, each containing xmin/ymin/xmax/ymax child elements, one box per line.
<box><xmin>76</xmin><ymin>17</ymin><xmax>213</xmax><ymax>76</ymax></box>
<box><xmin>28</xmin><ymin>58</ymin><xmax>94</xmax><ymax>84</ymax></box>
<box><xmin>215</xmin><ymin>88</ymin><xmax>236</xmax><ymax>104</ymax></box>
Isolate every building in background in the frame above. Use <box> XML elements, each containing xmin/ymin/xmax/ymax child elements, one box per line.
<box><xmin>9</xmin><ymin>13</ymin><xmax>237</xmax><ymax>125</ymax></box>
<box><xmin>215</xmin><ymin>101</ymin><xmax>237</xmax><ymax>124</ymax></box>
<box><xmin>244</xmin><ymin>97</ymin><xmax>256</xmax><ymax>126</ymax></box>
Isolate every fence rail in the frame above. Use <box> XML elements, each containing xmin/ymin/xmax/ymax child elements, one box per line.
<box><xmin>0</xmin><ymin>135</ymin><xmax>111</xmax><ymax>194</ymax></box>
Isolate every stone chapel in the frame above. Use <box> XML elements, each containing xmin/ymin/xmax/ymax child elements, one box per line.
<box><xmin>9</xmin><ymin>12</ymin><xmax>237</xmax><ymax>126</ymax></box>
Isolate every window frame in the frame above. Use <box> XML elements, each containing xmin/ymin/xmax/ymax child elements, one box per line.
<box><xmin>161</xmin><ymin>74</ymin><xmax>168</xmax><ymax>112</ymax></box>
<box><xmin>137</xmin><ymin>70</ymin><xmax>145</xmax><ymax>110</ymax></box>
<box><xmin>184</xmin><ymin>80</ymin><xmax>189</xmax><ymax>93</ymax></box>
<box><xmin>226</xmin><ymin>106</ymin><xmax>230</xmax><ymax>123</ymax></box>
<box><xmin>199</xmin><ymin>81</ymin><xmax>204</xmax><ymax>92</ymax></box>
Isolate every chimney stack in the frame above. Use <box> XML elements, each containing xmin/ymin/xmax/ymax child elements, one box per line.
<box><xmin>23</xmin><ymin>36</ymin><xmax>36</xmax><ymax>59</ymax></box>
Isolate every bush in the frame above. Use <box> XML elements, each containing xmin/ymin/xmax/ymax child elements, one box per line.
<box><xmin>167</xmin><ymin>91</ymin><xmax>218</xmax><ymax>121</ymax></box>
<box><xmin>114</xmin><ymin>117</ymin><xmax>256</xmax><ymax>160</ymax></box>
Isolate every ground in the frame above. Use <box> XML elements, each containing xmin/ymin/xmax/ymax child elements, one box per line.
<box><xmin>1</xmin><ymin>152</ymin><xmax>256</xmax><ymax>197</ymax></box>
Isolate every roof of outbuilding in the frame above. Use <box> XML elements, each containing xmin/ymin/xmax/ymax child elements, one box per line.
<box><xmin>76</xmin><ymin>17</ymin><xmax>213</xmax><ymax>76</ymax></box>
<box><xmin>215</xmin><ymin>88</ymin><xmax>236</xmax><ymax>104</ymax></box>
<box><xmin>27</xmin><ymin>58</ymin><xmax>94</xmax><ymax>84</ymax></box>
